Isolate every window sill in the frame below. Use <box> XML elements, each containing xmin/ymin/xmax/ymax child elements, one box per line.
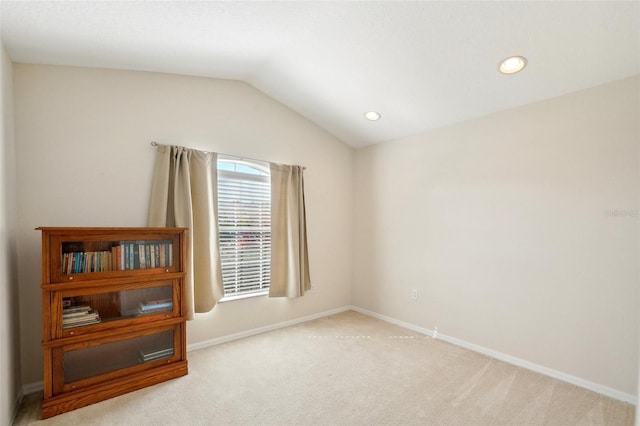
<box><xmin>219</xmin><ymin>291</ymin><xmax>269</xmax><ymax>303</ymax></box>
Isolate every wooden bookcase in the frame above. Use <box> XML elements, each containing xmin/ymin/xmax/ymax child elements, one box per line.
<box><xmin>37</xmin><ymin>227</ymin><xmax>189</xmax><ymax>419</ymax></box>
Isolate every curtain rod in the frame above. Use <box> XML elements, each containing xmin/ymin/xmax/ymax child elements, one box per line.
<box><xmin>150</xmin><ymin>141</ymin><xmax>306</xmax><ymax>170</ymax></box>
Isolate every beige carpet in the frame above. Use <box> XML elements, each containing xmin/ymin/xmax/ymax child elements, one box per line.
<box><xmin>14</xmin><ymin>310</ymin><xmax>635</xmax><ymax>425</ymax></box>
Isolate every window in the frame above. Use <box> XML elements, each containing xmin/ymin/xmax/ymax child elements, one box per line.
<box><xmin>217</xmin><ymin>156</ymin><xmax>271</xmax><ymax>300</ymax></box>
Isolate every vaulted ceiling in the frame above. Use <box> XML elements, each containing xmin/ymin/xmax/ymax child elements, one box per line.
<box><xmin>1</xmin><ymin>1</ymin><xmax>638</xmax><ymax>148</ymax></box>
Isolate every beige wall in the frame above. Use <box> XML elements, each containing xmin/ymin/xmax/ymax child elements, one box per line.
<box><xmin>0</xmin><ymin>44</ymin><xmax>22</xmax><ymax>423</ymax></box>
<box><xmin>13</xmin><ymin>64</ymin><xmax>354</xmax><ymax>385</ymax></box>
<box><xmin>10</xmin><ymin>62</ymin><xmax>639</xmax><ymax>403</ymax></box>
<box><xmin>353</xmin><ymin>76</ymin><xmax>639</xmax><ymax>396</ymax></box>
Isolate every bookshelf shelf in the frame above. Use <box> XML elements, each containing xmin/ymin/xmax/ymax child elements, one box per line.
<box><xmin>38</xmin><ymin>227</ymin><xmax>188</xmax><ymax>419</ymax></box>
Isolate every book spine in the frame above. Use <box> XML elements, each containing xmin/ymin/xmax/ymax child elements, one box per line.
<box><xmin>131</xmin><ymin>243</ymin><xmax>138</xmax><ymax>269</ymax></box>
<box><xmin>159</xmin><ymin>245</ymin><xmax>165</xmax><ymax>268</ymax></box>
<box><xmin>150</xmin><ymin>245</ymin><xmax>156</xmax><ymax>268</ymax></box>
<box><xmin>139</xmin><ymin>244</ymin><xmax>146</xmax><ymax>269</ymax></box>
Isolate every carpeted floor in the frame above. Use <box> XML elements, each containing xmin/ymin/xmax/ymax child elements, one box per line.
<box><xmin>14</xmin><ymin>310</ymin><xmax>635</xmax><ymax>425</ymax></box>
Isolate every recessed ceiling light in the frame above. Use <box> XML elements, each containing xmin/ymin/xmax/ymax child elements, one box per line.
<box><xmin>364</xmin><ymin>111</ymin><xmax>381</xmax><ymax>121</ymax></box>
<box><xmin>499</xmin><ymin>56</ymin><xmax>527</xmax><ymax>74</ymax></box>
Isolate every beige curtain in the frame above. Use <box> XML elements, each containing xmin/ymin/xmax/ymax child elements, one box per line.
<box><xmin>269</xmin><ymin>164</ymin><xmax>311</xmax><ymax>298</ymax></box>
<box><xmin>148</xmin><ymin>144</ymin><xmax>224</xmax><ymax>319</ymax></box>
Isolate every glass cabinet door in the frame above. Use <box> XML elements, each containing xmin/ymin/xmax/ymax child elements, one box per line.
<box><xmin>54</xmin><ymin>279</ymin><xmax>179</xmax><ymax>338</ymax></box>
<box><xmin>53</xmin><ymin>326</ymin><xmax>181</xmax><ymax>395</ymax></box>
<box><xmin>61</xmin><ymin>240</ymin><xmax>173</xmax><ymax>273</ymax></box>
<box><xmin>51</xmin><ymin>235</ymin><xmax>180</xmax><ymax>282</ymax></box>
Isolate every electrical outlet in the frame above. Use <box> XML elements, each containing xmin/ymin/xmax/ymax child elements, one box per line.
<box><xmin>411</xmin><ymin>289</ymin><xmax>418</xmax><ymax>300</ymax></box>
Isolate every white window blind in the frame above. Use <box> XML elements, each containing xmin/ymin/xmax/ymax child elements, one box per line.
<box><xmin>217</xmin><ymin>158</ymin><xmax>271</xmax><ymax>298</ymax></box>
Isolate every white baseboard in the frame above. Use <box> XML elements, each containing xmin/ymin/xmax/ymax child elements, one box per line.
<box><xmin>187</xmin><ymin>305</ymin><xmax>352</xmax><ymax>352</ymax></box>
<box><xmin>22</xmin><ymin>380</ymin><xmax>43</xmax><ymax>395</ymax></box>
<box><xmin>349</xmin><ymin>305</ymin><xmax>637</xmax><ymax>405</ymax></box>
<box><xmin>11</xmin><ymin>387</ymin><xmax>24</xmax><ymax>425</ymax></box>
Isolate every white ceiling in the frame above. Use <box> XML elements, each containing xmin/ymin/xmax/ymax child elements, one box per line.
<box><xmin>1</xmin><ymin>1</ymin><xmax>639</xmax><ymax>148</ymax></box>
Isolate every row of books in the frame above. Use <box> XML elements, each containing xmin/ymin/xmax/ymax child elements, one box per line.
<box><xmin>138</xmin><ymin>298</ymin><xmax>173</xmax><ymax>315</ymax></box>
<box><xmin>116</xmin><ymin>241</ymin><xmax>174</xmax><ymax>271</ymax></box>
<box><xmin>62</xmin><ymin>251</ymin><xmax>113</xmax><ymax>274</ymax></box>
<box><xmin>62</xmin><ymin>240</ymin><xmax>173</xmax><ymax>274</ymax></box>
<box><xmin>62</xmin><ymin>305</ymin><xmax>101</xmax><ymax>329</ymax></box>
<box><xmin>138</xmin><ymin>347</ymin><xmax>174</xmax><ymax>363</ymax></box>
